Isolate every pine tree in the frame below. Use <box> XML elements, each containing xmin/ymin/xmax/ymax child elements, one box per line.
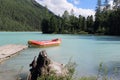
<box><xmin>97</xmin><ymin>0</ymin><xmax>102</xmax><ymax>13</ymax></box>
<box><xmin>78</xmin><ymin>15</ymin><xmax>83</xmax><ymax>31</ymax></box>
<box><xmin>86</xmin><ymin>15</ymin><xmax>94</xmax><ymax>33</ymax></box>
<box><xmin>62</xmin><ymin>10</ymin><xmax>69</xmax><ymax>20</ymax></box>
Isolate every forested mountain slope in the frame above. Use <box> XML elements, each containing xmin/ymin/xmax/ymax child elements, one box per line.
<box><xmin>0</xmin><ymin>0</ymin><xmax>53</xmax><ymax>31</ymax></box>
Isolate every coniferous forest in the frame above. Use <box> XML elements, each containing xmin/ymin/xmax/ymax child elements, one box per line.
<box><xmin>0</xmin><ymin>0</ymin><xmax>53</xmax><ymax>31</ymax></box>
<box><xmin>0</xmin><ymin>0</ymin><xmax>120</xmax><ymax>35</ymax></box>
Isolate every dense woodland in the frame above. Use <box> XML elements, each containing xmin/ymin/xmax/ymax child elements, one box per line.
<box><xmin>42</xmin><ymin>10</ymin><xmax>94</xmax><ymax>34</ymax></box>
<box><xmin>0</xmin><ymin>0</ymin><xmax>53</xmax><ymax>31</ymax></box>
<box><xmin>94</xmin><ymin>0</ymin><xmax>120</xmax><ymax>35</ymax></box>
<box><xmin>0</xmin><ymin>0</ymin><xmax>120</xmax><ymax>35</ymax></box>
<box><xmin>42</xmin><ymin>0</ymin><xmax>120</xmax><ymax>35</ymax></box>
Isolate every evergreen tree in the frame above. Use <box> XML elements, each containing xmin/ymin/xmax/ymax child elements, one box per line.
<box><xmin>78</xmin><ymin>15</ymin><xmax>83</xmax><ymax>31</ymax></box>
<box><xmin>62</xmin><ymin>10</ymin><xmax>70</xmax><ymax>20</ymax></box>
<box><xmin>49</xmin><ymin>16</ymin><xmax>58</xmax><ymax>33</ymax></box>
<box><xmin>0</xmin><ymin>0</ymin><xmax>54</xmax><ymax>31</ymax></box>
<box><xmin>107</xmin><ymin>9</ymin><xmax>120</xmax><ymax>35</ymax></box>
<box><xmin>41</xmin><ymin>19</ymin><xmax>50</xmax><ymax>33</ymax></box>
<box><xmin>94</xmin><ymin>0</ymin><xmax>102</xmax><ymax>33</ymax></box>
<box><xmin>97</xmin><ymin>0</ymin><xmax>102</xmax><ymax>13</ymax></box>
<box><xmin>81</xmin><ymin>17</ymin><xmax>86</xmax><ymax>31</ymax></box>
<box><xmin>62</xmin><ymin>10</ymin><xmax>70</xmax><ymax>33</ymax></box>
<box><xmin>86</xmin><ymin>15</ymin><xmax>94</xmax><ymax>33</ymax></box>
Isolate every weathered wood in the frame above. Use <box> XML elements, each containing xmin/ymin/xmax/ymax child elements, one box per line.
<box><xmin>28</xmin><ymin>50</ymin><xmax>68</xmax><ymax>80</ymax></box>
<box><xmin>0</xmin><ymin>44</ymin><xmax>28</xmax><ymax>63</ymax></box>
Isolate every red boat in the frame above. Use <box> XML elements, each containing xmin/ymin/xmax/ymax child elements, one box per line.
<box><xmin>28</xmin><ymin>38</ymin><xmax>61</xmax><ymax>47</ymax></box>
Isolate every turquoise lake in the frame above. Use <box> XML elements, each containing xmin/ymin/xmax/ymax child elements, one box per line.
<box><xmin>0</xmin><ymin>32</ymin><xmax>120</xmax><ymax>80</ymax></box>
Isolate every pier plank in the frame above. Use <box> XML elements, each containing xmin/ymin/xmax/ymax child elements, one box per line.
<box><xmin>0</xmin><ymin>44</ymin><xmax>27</xmax><ymax>63</ymax></box>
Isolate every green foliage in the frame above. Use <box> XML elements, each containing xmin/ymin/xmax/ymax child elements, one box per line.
<box><xmin>41</xmin><ymin>8</ymin><xmax>94</xmax><ymax>34</ymax></box>
<box><xmin>94</xmin><ymin>0</ymin><xmax>120</xmax><ymax>35</ymax></box>
<box><xmin>107</xmin><ymin>9</ymin><xmax>120</xmax><ymax>35</ymax></box>
<box><xmin>0</xmin><ymin>0</ymin><xmax>53</xmax><ymax>31</ymax></box>
<box><xmin>41</xmin><ymin>16</ymin><xmax>59</xmax><ymax>34</ymax></box>
<box><xmin>37</xmin><ymin>59</ymin><xmax>76</xmax><ymax>80</ymax></box>
<box><xmin>1</xmin><ymin>0</ymin><xmax>120</xmax><ymax>35</ymax></box>
<box><xmin>65</xmin><ymin>58</ymin><xmax>77</xmax><ymax>79</ymax></box>
<box><xmin>41</xmin><ymin>19</ymin><xmax>50</xmax><ymax>33</ymax></box>
<box><xmin>37</xmin><ymin>62</ymin><xmax>120</xmax><ymax>80</ymax></box>
<box><xmin>78</xmin><ymin>62</ymin><xmax>120</xmax><ymax>80</ymax></box>
<box><xmin>62</xmin><ymin>10</ymin><xmax>70</xmax><ymax>20</ymax></box>
<box><xmin>79</xmin><ymin>77</ymin><xmax>96</xmax><ymax>80</ymax></box>
<box><xmin>86</xmin><ymin>16</ymin><xmax>94</xmax><ymax>33</ymax></box>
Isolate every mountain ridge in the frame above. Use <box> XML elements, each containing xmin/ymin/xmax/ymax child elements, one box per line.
<box><xmin>0</xmin><ymin>0</ymin><xmax>54</xmax><ymax>31</ymax></box>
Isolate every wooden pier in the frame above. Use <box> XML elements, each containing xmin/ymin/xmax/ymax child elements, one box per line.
<box><xmin>0</xmin><ymin>44</ymin><xmax>28</xmax><ymax>63</ymax></box>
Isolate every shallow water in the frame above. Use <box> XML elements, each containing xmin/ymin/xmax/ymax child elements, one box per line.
<box><xmin>0</xmin><ymin>32</ymin><xmax>120</xmax><ymax>80</ymax></box>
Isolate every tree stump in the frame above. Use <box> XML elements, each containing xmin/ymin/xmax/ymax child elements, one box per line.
<box><xmin>28</xmin><ymin>50</ymin><xmax>68</xmax><ymax>80</ymax></box>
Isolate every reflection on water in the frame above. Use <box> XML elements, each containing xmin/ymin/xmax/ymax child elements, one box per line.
<box><xmin>0</xmin><ymin>32</ymin><xmax>120</xmax><ymax>80</ymax></box>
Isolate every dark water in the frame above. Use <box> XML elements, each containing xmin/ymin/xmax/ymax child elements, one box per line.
<box><xmin>0</xmin><ymin>32</ymin><xmax>120</xmax><ymax>80</ymax></box>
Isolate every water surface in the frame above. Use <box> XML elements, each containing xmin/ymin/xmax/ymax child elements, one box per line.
<box><xmin>0</xmin><ymin>32</ymin><xmax>120</xmax><ymax>80</ymax></box>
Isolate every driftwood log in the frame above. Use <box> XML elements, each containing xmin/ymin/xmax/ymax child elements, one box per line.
<box><xmin>28</xmin><ymin>50</ymin><xmax>68</xmax><ymax>80</ymax></box>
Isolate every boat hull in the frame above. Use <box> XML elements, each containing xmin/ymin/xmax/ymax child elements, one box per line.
<box><xmin>28</xmin><ymin>38</ymin><xmax>61</xmax><ymax>48</ymax></box>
